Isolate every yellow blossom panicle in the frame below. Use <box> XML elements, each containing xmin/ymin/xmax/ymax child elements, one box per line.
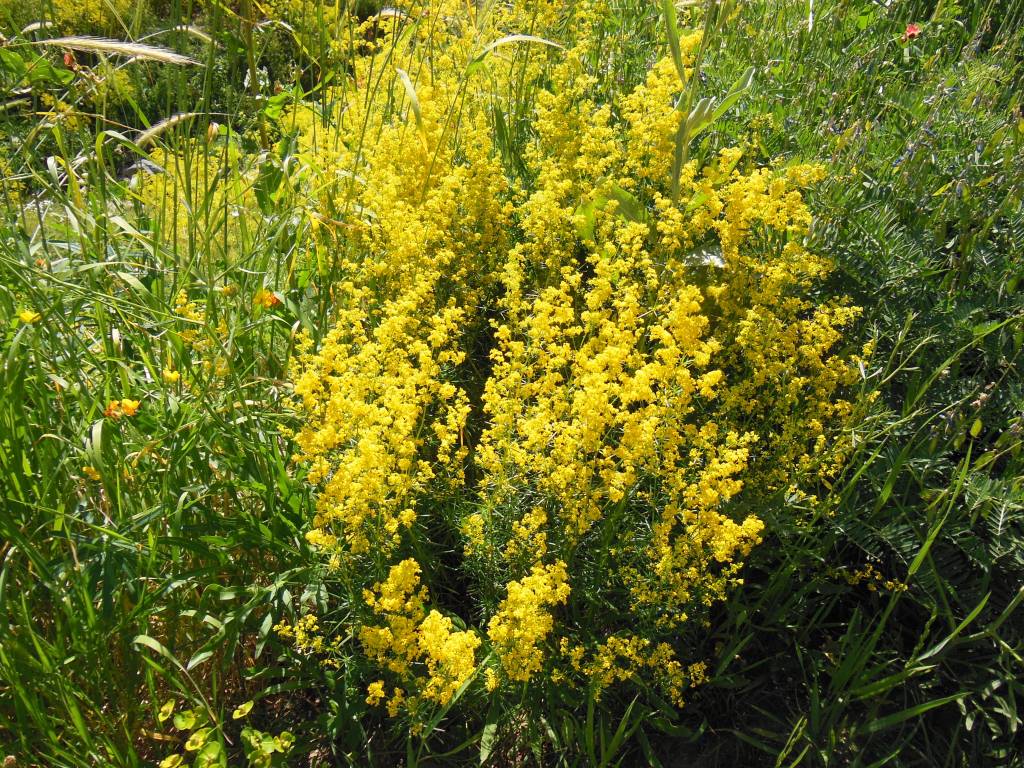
<box><xmin>275</xmin><ymin>614</ymin><xmax>343</xmax><ymax>665</ymax></box>
<box><xmin>17</xmin><ymin>0</ymin><xmax>133</xmax><ymax>33</ymax></box>
<box><xmin>284</xmin><ymin>0</ymin><xmax>865</xmax><ymax>716</ymax></box>
<box><xmin>286</xmin><ymin>0</ymin><xmax>523</xmax><ymax>579</ymax></box>
<box><xmin>359</xmin><ymin>559</ymin><xmax>481</xmax><ymax>712</ymax></box>
<box><xmin>486</xmin><ymin>561</ymin><xmax>571</xmax><ymax>683</ymax></box>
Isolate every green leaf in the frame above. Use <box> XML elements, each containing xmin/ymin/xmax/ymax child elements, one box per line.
<box><xmin>232</xmin><ymin>700</ymin><xmax>254</xmax><ymax>720</ymax></box>
<box><xmin>606</xmin><ymin>185</ymin><xmax>648</xmax><ymax>224</ymax></box>
<box><xmin>30</xmin><ymin>57</ymin><xmax>75</xmax><ymax>87</ymax></box>
<box><xmin>395</xmin><ymin>68</ymin><xmax>423</xmax><ymax>133</ymax></box>
<box><xmin>862</xmin><ymin>693</ymin><xmax>967</xmax><ymax>734</ymax></box>
<box><xmin>467</xmin><ymin>34</ymin><xmax>563</xmax><ymax>75</ymax></box>
<box><xmin>672</xmin><ymin>66</ymin><xmax>755</xmax><ymax>198</ymax></box>
<box><xmin>158</xmin><ymin>699</ymin><xmax>175</xmax><ymax>723</ymax></box>
<box><xmin>262</xmin><ymin>91</ymin><xmax>290</xmax><ymax>121</ymax></box>
<box><xmin>0</xmin><ymin>49</ymin><xmax>28</xmax><ymax>81</ymax></box>
<box><xmin>715</xmin><ymin>67</ymin><xmax>757</xmax><ymax>126</ymax></box>
<box><xmin>133</xmin><ymin>634</ymin><xmax>177</xmax><ymax>664</ymax></box>
<box><xmin>1</xmin><ymin>49</ymin><xmax>75</xmax><ymax>87</ymax></box>
<box><xmin>662</xmin><ymin>0</ymin><xmax>686</xmax><ymax>82</ymax></box>
<box><xmin>573</xmin><ymin>183</ymin><xmax>649</xmax><ymax>242</ymax></box>
<box><xmin>274</xmin><ymin>731</ymin><xmax>295</xmax><ymax>752</ymax></box>
<box><xmin>575</xmin><ymin>198</ymin><xmax>600</xmax><ymax>241</ymax></box>
<box><xmin>918</xmin><ymin>592</ymin><xmax>990</xmax><ymax>662</ymax></box>
<box><xmin>692</xmin><ymin>66</ymin><xmax>756</xmax><ymax>140</ymax></box>
<box><xmin>185</xmin><ymin>726</ymin><xmax>213</xmax><ymax>751</ymax></box>
<box><xmin>260</xmin><ymin>731</ymin><xmax>278</xmax><ymax>755</ymax></box>
<box><xmin>479</xmin><ymin>715</ymin><xmax>498</xmax><ymax>765</ymax></box>
<box><xmin>116</xmin><ymin>271</ymin><xmax>151</xmax><ymax>298</ymax></box>
<box><xmin>187</xmin><ymin>649</ymin><xmax>215</xmax><ymax>670</ymax></box>
<box><xmin>195</xmin><ymin>739</ymin><xmax>225</xmax><ymax>767</ymax></box>
<box><xmin>254</xmin><ymin>160</ymin><xmax>284</xmax><ymax>215</ymax></box>
<box><xmin>173</xmin><ymin>709</ymin><xmax>197</xmax><ymax>731</ymax></box>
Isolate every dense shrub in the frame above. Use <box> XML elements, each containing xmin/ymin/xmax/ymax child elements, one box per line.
<box><xmin>277</xmin><ymin>0</ymin><xmax>864</xmax><ymax>728</ymax></box>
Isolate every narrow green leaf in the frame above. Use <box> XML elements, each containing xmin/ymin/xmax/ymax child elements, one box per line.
<box><xmin>662</xmin><ymin>0</ymin><xmax>686</xmax><ymax>82</ymax></box>
<box><xmin>467</xmin><ymin>34</ymin><xmax>563</xmax><ymax>74</ymax></box>
<box><xmin>862</xmin><ymin>693</ymin><xmax>966</xmax><ymax>734</ymax></box>
<box><xmin>395</xmin><ymin>68</ymin><xmax>423</xmax><ymax>132</ymax></box>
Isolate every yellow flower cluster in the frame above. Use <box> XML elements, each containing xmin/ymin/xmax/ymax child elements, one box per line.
<box><xmin>1</xmin><ymin>158</ymin><xmax>22</xmax><ymax>209</ymax></box>
<box><xmin>359</xmin><ymin>560</ymin><xmax>481</xmax><ymax>712</ymax></box>
<box><xmin>137</xmin><ymin>142</ymin><xmax>254</xmax><ymax>268</ymax></box>
<box><xmin>171</xmin><ymin>288</ymin><xmax>232</xmax><ymax>385</ymax></box>
<box><xmin>23</xmin><ymin>0</ymin><xmax>133</xmax><ymax>33</ymax></box>
<box><xmin>565</xmin><ymin>635</ymin><xmax>700</xmax><ymax>707</ymax></box>
<box><xmin>274</xmin><ymin>614</ymin><xmax>343</xmax><ymax>661</ymax></box>
<box><xmin>105</xmin><ymin>398</ymin><xmax>141</xmax><ymax>419</ymax></box>
<box><xmin>287</xmin><ymin>0</ymin><xmax>520</xmax><ymax>566</ymax></box>
<box><xmin>282</xmin><ymin>0</ymin><xmax>865</xmax><ymax>715</ymax></box>
<box><xmin>173</xmin><ymin>289</ymin><xmax>205</xmax><ymax>348</ymax></box>
<box><xmin>830</xmin><ymin>563</ymin><xmax>908</xmax><ymax>593</ymax></box>
<box><xmin>486</xmin><ymin>561</ymin><xmax>570</xmax><ymax>683</ymax></box>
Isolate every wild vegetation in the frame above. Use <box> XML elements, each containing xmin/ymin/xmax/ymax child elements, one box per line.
<box><xmin>1</xmin><ymin>0</ymin><xmax>1022</xmax><ymax>765</ymax></box>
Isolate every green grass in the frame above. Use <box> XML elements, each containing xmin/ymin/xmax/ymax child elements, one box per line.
<box><xmin>2</xmin><ymin>0</ymin><xmax>1023</xmax><ymax>765</ymax></box>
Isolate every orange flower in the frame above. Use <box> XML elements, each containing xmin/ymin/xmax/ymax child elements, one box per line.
<box><xmin>254</xmin><ymin>289</ymin><xmax>281</xmax><ymax>309</ymax></box>
<box><xmin>105</xmin><ymin>399</ymin><xmax>141</xmax><ymax>419</ymax></box>
<box><xmin>902</xmin><ymin>23</ymin><xmax>921</xmax><ymax>41</ymax></box>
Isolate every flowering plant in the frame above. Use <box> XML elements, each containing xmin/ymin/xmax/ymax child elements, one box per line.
<box><xmin>278</xmin><ymin>0</ymin><xmax>865</xmax><ymax>723</ymax></box>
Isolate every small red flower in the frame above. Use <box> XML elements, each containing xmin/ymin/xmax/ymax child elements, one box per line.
<box><xmin>63</xmin><ymin>51</ymin><xmax>78</xmax><ymax>70</ymax></box>
<box><xmin>902</xmin><ymin>23</ymin><xmax>921</xmax><ymax>42</ymax></box>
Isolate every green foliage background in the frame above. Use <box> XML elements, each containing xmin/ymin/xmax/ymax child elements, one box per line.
<box><xmin>1</xmin><ymin>0</ymin><xmax>1022</xmax><ymax>765</ymax></box>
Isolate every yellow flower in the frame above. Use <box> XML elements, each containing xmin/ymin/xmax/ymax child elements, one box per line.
<box><xmin>359</xmin><ymin>559</ymin><xmax>481</xmax><ymax>711</ymax></box>
<box><xmin>484</xmin><ymin>668</ymin><xmax>499</xmax><ymax>692</ymax></box>
<box><xmin>162</xmin><ymin>369</ymin><xmax>181</xmax><ymax>384</ymax></box>
<box><xmin>105</xmin><ymin>399</ymin><xmax>140</xmax><ymax>419</ymax></box>
<box><xmin>82</xmin><ymin>466</ymin><xmax>101</xmax><ymax>481</ymax></box>
<box><xmin>366</xmin><ymin>681</ymin><xmax>386</xmax><ymax>706</ymax></box>
<box><xmin>487</xmin><ymin>561</ymin><xmax>571</xmax><ymax>682</ymax></box>
<box><xmin>18</xmin><ymin>310</ymin><xmax>41</xmax><ymax>324</ymax></box>
<box><xmin>120</xmin><ymin>399</ymin><xmax>141</xmax><ymax>417</ymax></box>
